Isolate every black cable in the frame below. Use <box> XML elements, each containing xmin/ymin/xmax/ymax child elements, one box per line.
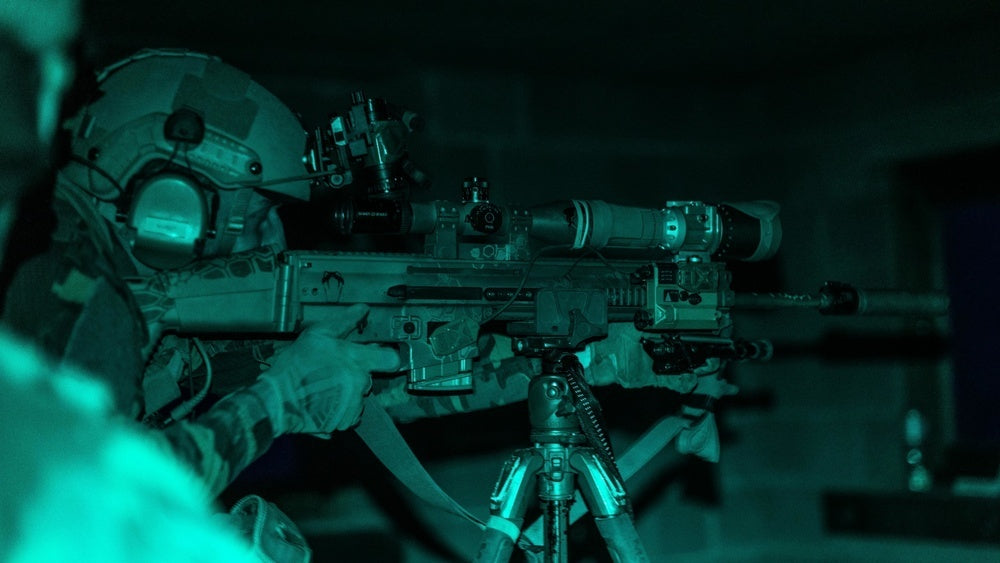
<box><xmin>561</xmin><ymin>356</ymin><xmax>632</xmax><ymax>515</ymax></box>
<box><xmin>561</xmin><ymin>245</ymin><xmax>627</xmax><ymax>281</ymax></box>
<box><xmin>182</xmin><ymin>143</ymin><xmax>193</xmax><ymax>172</ymax></box>
<box><xmin>152</xmin><ymin>142</ymin><xmax>180</xmax><ymax>175</ymax></box>
<box><xmin>214</xmin><ymin>169</ymin><xmax>346</xmax><ymax>190</ymax></box>
<box><xmin>479</xmin><ymin>244</ymin><xmax>631</xmax><ymax>326</ymax></box>
<box><xmin>478</xmin><ymin>244</ymin><xmax>571</xmax><ymax>326</ymax></box>
<box><xmin>68</xmin><ymin>154</ymin><xmax>126</xmax><ymax>200</ymax></box>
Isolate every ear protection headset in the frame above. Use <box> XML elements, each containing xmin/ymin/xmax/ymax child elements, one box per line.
<box><xmin>117</xmin><ymin>108</ymin><xmax>214</xmax><ymax>269</ymax></box>
<box><xmin>61</xmin><ymin>49</ymin><xmax>311</xmax><ymax>271</ymax></box>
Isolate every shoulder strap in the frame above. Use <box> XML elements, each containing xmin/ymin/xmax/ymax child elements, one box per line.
<box><xmin>354</xmin><ymin>396</ymin><xmax>486</xmax><ymax>531</ymax></box>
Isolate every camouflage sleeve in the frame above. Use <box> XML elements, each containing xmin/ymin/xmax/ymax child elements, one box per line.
<box><xmin>160</xmin><ymin>386</ymin><xmax>277</xmax><ymax>497</ymax></box>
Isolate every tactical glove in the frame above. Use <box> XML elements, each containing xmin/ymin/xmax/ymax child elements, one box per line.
<box><xmin>255</xmin><ymin>304</ymin><xmax>399</xmax><ymax>437</ymax></box>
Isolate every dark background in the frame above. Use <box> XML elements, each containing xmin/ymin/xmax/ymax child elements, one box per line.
<box><xmin>79</xmin><ymin>1</ymin><xmax>1000</xmax><ymax>560</ymax></box>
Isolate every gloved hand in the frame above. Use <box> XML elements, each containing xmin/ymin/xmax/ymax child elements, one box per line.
<box><xmin>256</xmin><ymin>304</ymin><xmax>399</xmax><ymax>437</ymax></box>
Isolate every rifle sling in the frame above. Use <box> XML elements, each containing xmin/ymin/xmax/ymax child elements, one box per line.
<box><xmin>354</xmin><ymin>395</ymin><xmax>486</xmax><ymax>531</ymax></box>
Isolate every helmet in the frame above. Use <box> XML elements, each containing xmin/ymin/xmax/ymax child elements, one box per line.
<box><xmin>61</xmin><ymin>49</ymin><xmax>310</xmax><ymax>270</ymax></box>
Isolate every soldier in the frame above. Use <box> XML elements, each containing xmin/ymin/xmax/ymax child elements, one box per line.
<box><xmin>2</xmin><ymin>48</ymin><xmax>400</xmax><ymax>500</ymax></box>
<box><xmin>2</xmin><ymin>37</ymin><xmax>733</xmax><ymax>559</ymax></box>
<box><xmin>0</xmin><ymin>1</ymin><xmax>262</xmax><ymax>560</ymax></box>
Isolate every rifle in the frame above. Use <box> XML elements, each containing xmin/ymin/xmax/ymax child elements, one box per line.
<box><xmin>129</xmin><ymin>197</ymin><xmax>780</xmax><ymax>392</ymax></box>
<box><xmin>127</xmin><ymin>194</ymin><xmax>779</xmax><ymax>561</ymax></box>
<box><xmin>126</xmin><ymin>91</ymin><xmax>779</xmax><ymax>390</ymax></box>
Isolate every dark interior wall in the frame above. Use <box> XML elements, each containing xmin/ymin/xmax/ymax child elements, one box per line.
<box><xmin>716</xmin><ymin>15</ymin><xmax>1000</xmax><ymax>553</ymax></box>
<box><xmin>260</xmin><ymin>69</ymin><xmax>763</xmax><ymax>205</ymax></box>
<box><xmin>78</xmin><ymin>1</ymin><xmax>1000</xmax><ymax>558</ymax></box>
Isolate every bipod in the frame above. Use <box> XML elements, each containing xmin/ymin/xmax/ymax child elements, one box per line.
<box><xmin>474</xmin><ymin>353</ymin><xmax>650</xmax><ymax>562</ymax></box>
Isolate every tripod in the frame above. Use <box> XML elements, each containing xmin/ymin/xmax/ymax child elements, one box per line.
<box><xmin>475</xmin><ymin>354</ymin><xmax>650</xmax><ymax>562</ymax></box>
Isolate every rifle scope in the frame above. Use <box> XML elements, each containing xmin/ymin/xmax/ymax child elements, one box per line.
<box><xmin>331</xmin><ymin>198</ymin><xmax>781</xmax><ymax>262</ymax></box>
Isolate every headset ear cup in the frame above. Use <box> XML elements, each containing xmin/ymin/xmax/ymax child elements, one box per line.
<box><xmin>126</xmin><ymin>173</ymin><xmax>210</xmax><ymax>270</ymax></box>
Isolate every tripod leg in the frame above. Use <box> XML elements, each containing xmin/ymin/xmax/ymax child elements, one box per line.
<box><xmin>475</xmin><ymin>449</ymin><xmax>543</xmax><ymax>563</ymax></box>
<box><xmin>536</xmin><ymin>442</ymin><xmax>580</xmax><ymax>563</ymax></box>
<box><xmin>542</xmin><ymin>499</ymin><xmax>571</xmax><ymax>563</ymax></box>
<box><xmin>571</xmin><ymin>449</ymin><xmax>651</xmax><ymax>562</ymax></box>
<box><xmin>594</xmin><ymin>515</ymin><xmax>650</xmax><ymax>563</ymax></box>
<box><xmin>476</xmin><ymin>526</ymin><xmax>519</xmax><ymax>563</ymax></box>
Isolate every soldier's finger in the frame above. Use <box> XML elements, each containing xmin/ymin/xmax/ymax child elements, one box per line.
<box><xmin>365</xmin><ymin>344</ymin><xmax>401</xmax><ymax>373</ymax></box>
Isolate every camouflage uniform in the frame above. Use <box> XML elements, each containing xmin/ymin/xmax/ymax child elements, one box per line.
<box><xmin>161</xmin><ymin>374</ymin><xmax>278</xmax><ymax>495</ymax></box>
<box><xmin>2</xmin><ymin>189</ymin><xmax>285</xmax><ymax>496</ymax></box>
<box><xmin>0</xmin><ymin>329</ymin><xmax>259</xmax><ymax>561</ymax></box>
